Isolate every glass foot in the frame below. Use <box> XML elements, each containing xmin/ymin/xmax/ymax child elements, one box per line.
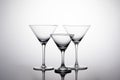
<box><xmin>55</xmin><ymin>67</ymin><xmax>71</xmax><ymax>73</ymax></box>
<box><xmin>71</xmin><ymin>66</ymin><xmax>88</xmax><ymax>70</ymax></box>
<box><xmin>33</xmin><ymin>67</ymin><xmax>54</xmax><ymax>71</ymax></box>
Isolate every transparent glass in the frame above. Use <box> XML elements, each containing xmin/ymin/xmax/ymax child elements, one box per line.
<box><xmin>64</xmin><ymin>25</ymin><xmax>90</xmax><ymax>70</ymax></box>
<box><xmin>51</xmin><ymin>34</ymin><xmax>73</xmax><ymax>73</ymax></box>
<box><xmin>30</xmin><ymin>25</ymin><xmax>57</xmax><ymax>71</ymax></box>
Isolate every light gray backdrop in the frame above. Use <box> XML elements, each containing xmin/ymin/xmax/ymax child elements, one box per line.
<box><xmin>0</xmin><ymin>0</ymin><xmax>120</xmax><ymax>80</ymax></box>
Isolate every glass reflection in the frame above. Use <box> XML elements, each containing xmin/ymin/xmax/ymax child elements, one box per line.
<box><xmin>54</xmin><ymin>71</ymin><xmax>71</xmax><ymax>80</ymax></box>
<box><xmin>74</xmin><ymin>70</ymin><xmax>79</xmax><ymax>80</ymax></box>
<box><xmin>41</xmin><ymin>69</ymin><xmax>80</xmax><ymax>80</ymax></box>
<box><xmin>41</xmin><ymin>71</ymin><xmax>45</xmax><ymax>80</ymax></box>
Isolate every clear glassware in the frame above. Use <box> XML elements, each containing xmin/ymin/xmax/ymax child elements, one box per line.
<box><xmin>64</xmin><ymin>25</ymin><xmax>90</xmax><ymax>70</ymax></box>
<box><xmin>51</xmin><ymin>34</ymin><xmax>73</xmax><ymax>73</ymax></box>
<box><xmin>30</xmin><ymin>25</ymin><xmax>57</xmax><ymax>71</ymax></box>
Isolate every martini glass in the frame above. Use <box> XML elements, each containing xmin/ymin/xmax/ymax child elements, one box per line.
<box><xmin>30</xmin><ymin>25</ymin><xmax>57</xmax><ymax>71</ymax></box>
<box><xmin>51</xmin><ymin>34</ymin><xmax>73</xmax><ymax>73</ymax></box>
<box><xmin>64</xmin><ymin>25</ymin><xmax>90</xmax><ymax>70</ymax></box>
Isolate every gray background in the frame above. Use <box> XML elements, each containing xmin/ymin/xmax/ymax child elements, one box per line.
<box><xmin>0</xmin><ymin>0</ymin><xmax>120</xmax><ymax>80</ymax></box>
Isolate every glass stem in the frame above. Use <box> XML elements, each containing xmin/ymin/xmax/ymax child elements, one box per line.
<box><xmin>75</xmin><ymin>44</ymin><xmax>79</xmax><ymax>67</ymax></box>
<box><xmin>60</xmin><ymin>50</ymin><xmax>65</xmax><ymax>68</ymax></box>
<box><xmin>41</xmin><ymin>44</ymin><xmax>46</xmax><ymax>68</ymax></box>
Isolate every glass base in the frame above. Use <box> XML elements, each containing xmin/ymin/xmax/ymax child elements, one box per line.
<box><xmin>71</xmin><ymin>66</ymin><xmax>88</xmax><ymax>70</ymax></box>
<box><xmin>33</xmin><ymin>67</ymin><xmax>54</xmax><ymax>71</ymax></box>
<box><xmin>55</xmin><ymin>67</ymin><xmax>71</xmax><ymax>73</ymax></box>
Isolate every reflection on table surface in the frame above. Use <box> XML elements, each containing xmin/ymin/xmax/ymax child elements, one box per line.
<box><xmin>34</xmin><ymin>69</ymin><xmax>87</xmax><ymax>80</ymax></box>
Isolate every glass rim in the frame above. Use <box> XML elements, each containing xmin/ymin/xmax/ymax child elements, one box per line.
<box><xmin>63</xmin><ymin>25</ymin><xmax>91</xmax><ymax>27</ymax></box>
<box><xmin>29</xmin><ymin>25</ymin><xmax>58</xmax><ymax>27</ymax></box>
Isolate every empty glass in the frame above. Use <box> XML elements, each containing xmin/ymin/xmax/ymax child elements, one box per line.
<box><xmin>51</xmin><ymin>34</ymin><xmax>73</xmax><ymax>73</ymax></box>
<box><xmin>64</xmin><ymin>25</ymin><xmax>90</xmax><ymax>70</ymax></box>
<box><xmin>30</xmin><ymin>25</ymin><xmax>57</xmax><ymax>71</ymax></box>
